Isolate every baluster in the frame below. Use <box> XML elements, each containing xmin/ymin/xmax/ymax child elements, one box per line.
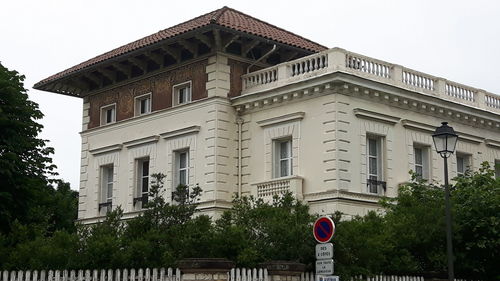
<box><xmin>25</xmin><ymin>271</ymin><xmax>31</xmax><ymax>281</ymax></box>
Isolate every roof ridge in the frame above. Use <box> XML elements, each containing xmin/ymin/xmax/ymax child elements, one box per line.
<box><xmin>210</xmin><ymin>6</ymin><xmax>229</xmax><ymax>23</ymax></box>
<box><xmin>217</xmin><ymin>6</ymin><xmax>327</xmax><ymax>49</ymax></box>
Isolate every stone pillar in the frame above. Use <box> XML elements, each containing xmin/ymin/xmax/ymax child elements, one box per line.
<box><xmin>260</xmin><ymin>261</ymin><xmax>306</xmax><ymax>281</ymax></box>
<box><xmin>178</xmin><ymin>258</ymin><xmax>235</xmax><ymax>281</ymax></box>
<box><xmin>205</xmin><ymin>54</ymin><xmax>231</xmax><ymax>98</ymax></box>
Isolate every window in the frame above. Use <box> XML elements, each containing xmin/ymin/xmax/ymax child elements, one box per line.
<box><xmin>367</xmin><ymin>136</ymin><xmax>385</xmax><ymax>194</ymax></box>
<box><xmin>99</xmin><ymin>165</ymin><xmax>113</xmax><ymax>213</ymax></box>
<box><xmin>495</xmin><ymin>160</ymin><xmax>500</xmax><ymax>179</ymax></box>
<box><xmin>135</xmin><ymin>94</ymin><xmax>152</xmax><ymax>116</ymax></box>
<box><xmin>414</xmin><ymin>146</ymin><xmax>430</xmax><ymax>180</ymax></box>
<box><xmin>274</xmin><ymin>139</ymin><xmax>292</xmax><ymax>178</ymax></box>
<box><xmin>175</xmin><ymin>150</ymin><xmax>189</xmax><ymax>186</ymax></box>
<box><xmin>100</xmin><ymin>104</ymin><xmax>116</xmax><ymax>125</ymax></box>
<box><xmin>134</xmin><ymin>158</ymin><xmax>149</xmax><ymax>208</ymax></box>
<box><xmin>456</xmin><ymin>154</ymin><xmax>471</xmax><ymax>176</ymax></box>
<box><xmin>173</xmin><ymin>82</ymin><xmax>192</xmax><ymax>106</ymax></box>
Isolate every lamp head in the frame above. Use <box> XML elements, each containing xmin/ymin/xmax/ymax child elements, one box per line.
<box><xmin>432</xmin><ymin>122</ymin><xmax>458</xmax><ymax>158</ymax></box>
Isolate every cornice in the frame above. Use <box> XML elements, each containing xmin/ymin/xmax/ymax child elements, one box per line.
<box><xmin>353</xmin><ymin>108</ymin><xmax>400</xmax><ymax>124</ymax></box>
<box><xmin>485</xmin><ymin>138</ymin><xmax>500</xmax><ymax>148</ymax></box>
<box><xmin>257</xmin><ymin>112</ymin><xmax>305</xmax><ymax>127</ymax></box>
<box><xmin>123</xmin><ymin>135</ymin><xmax>160</xmax><ymax>148</ymax></box>
<box><xmin>160</xmin><ymin>125</ymin><xmax>201</xmax><ymax>140</ymax></box>
<box><xmin>89</xmin><ymin>144</ymin><xmax>123</xmax><ymax>155</ymax></box>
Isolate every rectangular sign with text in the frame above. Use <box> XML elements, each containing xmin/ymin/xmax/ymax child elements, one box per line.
<box><xmin>316</xmin><ymin>276</ymin><xmax>339</xmax><ymax>281</ymax></box>
<box><xmin>315</xmin><ymin>259</ymin><xmax>334</xmax><ymax>275</ymax></box>
<box><xmin>315</xmin><ymin>243</ymin><xmax>333</xmax><ymax>259</ymax></box>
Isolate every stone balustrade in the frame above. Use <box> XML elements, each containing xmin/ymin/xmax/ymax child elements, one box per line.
<box><xmin>251</xmin><ymin>176</ymin><xmax>303</xmax><ymax>202</ymax></box>
<box><xmin>241</xmin><ymin>47</ymin><xmax>500</xmax><ymax>114</ymax></box>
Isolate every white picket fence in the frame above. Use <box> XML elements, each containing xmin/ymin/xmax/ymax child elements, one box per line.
<box><xmin>0</xmin><ymin>269</ymin><xmax>475</xmax><ymax>281</ymax></box>
<box><xmin>0</xmin><ymin>268</ymin><xmax>181</xmax><ymax>281</ymax></box>
<box><xmin>349</xmin><ymin>275</ymin><xmax>473</xmax><ymax>281</ymax></box>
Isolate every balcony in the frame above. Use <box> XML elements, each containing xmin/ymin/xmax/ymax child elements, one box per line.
<box><xmin>239</xmin><ymin>48</ymin><xmax>500</xmax><ymax>115</ymax></box>
<box><xmin>251</xmin><ymin>176</ymin><xmax>303</xmax><ymax>202</ymax></box>
<box><xmin>366</xmin><ymin>179</ymin><xmax>387</xmax><ymax>195</ymax></box>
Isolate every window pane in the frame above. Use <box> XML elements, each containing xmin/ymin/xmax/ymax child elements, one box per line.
<box><xmin>280</xmin><ymin>141</ymin><xmax>290</xmax><ymax>159</ymax></box>
<box><xmin>414</xmin><ymin>148</ymin><xmax>422</xmax><ymax>164</ymax></box>
<box><xmin>457</xmin><ymin>156</ymin><xmax>464</xmax><ymax>173</ymax></box>
<box><xmin>142</xmin><ymin>178</ymin><xmax>148</xmax><ymax>193</ymax></box>
<box><xmin>179</xmin><ymin>152</ymin><xmax>187</xmax><ymax>168</ymax></box>
<box><xmin>369</xmin><ymin>157</ymin><xmax>378</xmax><ymax>175</ymax></box>
<box><xmin>416</xmin><ymin>166</ymin><xmax>423</xmax><ymax>177</ymax></box>
<box><xmin>368</xmin><ymin>139</ymin><xmax>377</xmax><ymax>156</ymax></box>
<box><xmin>107</xmin><ymin>167</ymin><xmax>113</xmax><ymax>182</ymax></box>
<box><xmin>140</xmin><ymin>99</ymin><xmax>147</xmax><ymax>114</ymax></box>
<box><xmin>142</xmin><ymin>160</ymin><xmax>149</xmax><ymax>175</ymax></box>
<box><xmin>106</xmin><ymin>109</ymin><xmax>113</xmax><ymax>123</ymax></box>
<box><xmin>179</xmin><ymin>170</ymin><xmax>187</xmax><ymax>185</ymax></box>
<box><xmin>280</xmin><ymin>159</ymin><xmax>289</xmax><ymax>177</ymax></box>
<box><xmin>107</xmin><ymin>183</ymin><xmax>113</xmax><ymax>200</ymax></box>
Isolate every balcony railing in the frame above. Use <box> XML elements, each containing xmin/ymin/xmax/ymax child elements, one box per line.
<box><xmin>251</xmin><ymin>176</ymin><xmax>303</xmax><ymax>202</ymax></box>
<box><xmin>133</xmin><ymin>195</ymin><xmax>148</xmax><ymax>208</ymax></box>
<box><xmin>366</xmin><ymin>179</ymin><xmax>387</xmax><ymax>195</ymax></box>
<box><xmin>98</xmin><ymin>201</ymin><xmax>112</xmax><ymax>212</ymax></box>
<box><xmin>241</xmin><ymin>47</ymin><xmax>500</xmax><ymax>114</ymax></box>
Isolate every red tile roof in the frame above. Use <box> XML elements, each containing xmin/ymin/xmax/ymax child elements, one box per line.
<box><xmin>35</xmin><ymin>6</ymin><xmax>327</xmax><ymax>88</ymax></box>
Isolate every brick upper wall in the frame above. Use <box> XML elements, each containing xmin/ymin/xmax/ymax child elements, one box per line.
<box><xmin>87</xmin><ymin>59</ymin><xmax>208</xmax><ymax>129</ymax></box>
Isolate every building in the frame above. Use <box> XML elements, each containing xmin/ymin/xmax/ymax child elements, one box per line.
<box><xmin>35</xmin><ymin>7</ymin><xmax>500</xmax><ymax>224</ymax></box>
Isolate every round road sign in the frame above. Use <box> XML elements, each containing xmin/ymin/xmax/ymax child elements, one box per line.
<box><xmin>313</xmin><ymin>216</ymin><xmax>335</xmax><ymax>243</ymax></box>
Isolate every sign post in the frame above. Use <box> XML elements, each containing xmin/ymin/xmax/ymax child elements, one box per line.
<box><xmin>313</xmin><ymin>216</ymin><xmax>339</xmax><ymax>281</ymax></box>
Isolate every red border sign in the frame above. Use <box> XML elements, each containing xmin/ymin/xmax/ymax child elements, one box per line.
<box><xmin>313</xmin><ymin>216</ymin><xmax>335</xmax><ymax>243</ymax></box>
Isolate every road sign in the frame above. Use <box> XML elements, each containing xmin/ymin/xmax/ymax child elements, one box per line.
<box><xmin>316</xmin><ymin>243</ymin><xmax>333</xmax><ymax>259</ymax></box>
<box><xmin>316</xmin><ymin>276</ymin><xmax>339</xmax><ymax>281</ymax></box>
<box><xmin>313</xmin><ymin>216</ymin><xmax>335</xmax><ymax>243</ymax></box>
<box><xmin>315</xmin><ymin>259</ymin><xmax>334</xmax><ymax>275</ymax></box>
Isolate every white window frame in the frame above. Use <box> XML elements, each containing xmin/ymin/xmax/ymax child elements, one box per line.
<box><xmin>366</xmin><ymin>136</ymin><xmax>385</xmax><ymax>194</ymax></box>
<box><xmin>174</xmin><ymin>149</ymin><xmax>189</xmax><ymax>187</ymax></box>
<box><xmin>273</xmin><ymin>138</ymin><xmax>293</xmax><ymax>178</ymax></box>
<box><xmin>135</xmin><ymin>158</ymin><xmax>150</xmax><ymax>208</ymax></box>
<box><xmin>99</xmin><ymin>164</ymin><xmax>114</xmax><ymax>213</ymax></box>
<box><xmin>134</xmin><ymin>93</ymin><xmax>152</xmax><ymax>116</ymax></box>
<box><xmin>414</xmin><ymin>145</ymin><xmax>430</xmax><ymax>180</ymax></box>
<box><xmin>173</xmin><ymin>81</ymin><xmax>192</xmax><ymax>106</ymax></box>
<box><xmin>456</xmin><ymin>153</ymin><xmax>471</xmax><ymax>176</ymax></box>
<box><xmin>100</xmin><ymin>103</ymin><xmax>116</xmax><ymax>125</ymax></box>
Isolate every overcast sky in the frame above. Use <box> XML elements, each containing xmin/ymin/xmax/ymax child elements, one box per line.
<box><xmin>1</xmin><ymin>0</ymin><xmax>499</xmax><ymax>189</ymax></box>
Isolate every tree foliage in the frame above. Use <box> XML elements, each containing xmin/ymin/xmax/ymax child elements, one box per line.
<box><xmin>0</xmin><ymin>63</ymin><xmax>58</xmax><ymax>234</ymax></box>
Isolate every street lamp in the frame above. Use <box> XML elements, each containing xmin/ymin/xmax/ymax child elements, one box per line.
<box><xmin>432</xmin><ymin>122</ymin><xmax>458</xmax><ymax>281</ymax></box>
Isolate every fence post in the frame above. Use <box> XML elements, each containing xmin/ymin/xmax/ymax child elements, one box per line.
<box><xmin>178</xmin><ymin>258</ymin><xmax>234</xmax><ymax>281</ymax></box>
<box><xmin>259</xmin><ymin>261</ymin><xmax>305</xmax><ymax>281</ymax></box>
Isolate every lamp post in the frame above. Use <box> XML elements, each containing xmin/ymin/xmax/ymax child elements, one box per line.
<box><xmin>432</xmin><ymin>122</ymin><xmax>458</xmax><ymax>281</ymax></box>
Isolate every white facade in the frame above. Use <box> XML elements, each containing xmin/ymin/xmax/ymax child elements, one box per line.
<box><xmin>77</xmin><ymin>48</ymin><xmax>500</xmax><ymax>223</ymax></box>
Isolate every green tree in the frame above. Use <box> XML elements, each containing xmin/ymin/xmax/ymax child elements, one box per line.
<box><xmin>453</xmin><ymin>163</ymin><xmax>500</xmax><ymax>280</ymax></box>
<box><xmin>0</xmin><ymin>63</ymin><xmax>57</xmax><ymax>234</ymax></box>
<box><xmin>214</xmin><ymin>194</ymin><xmax>316</xmax><ymax>268</ymax></box>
